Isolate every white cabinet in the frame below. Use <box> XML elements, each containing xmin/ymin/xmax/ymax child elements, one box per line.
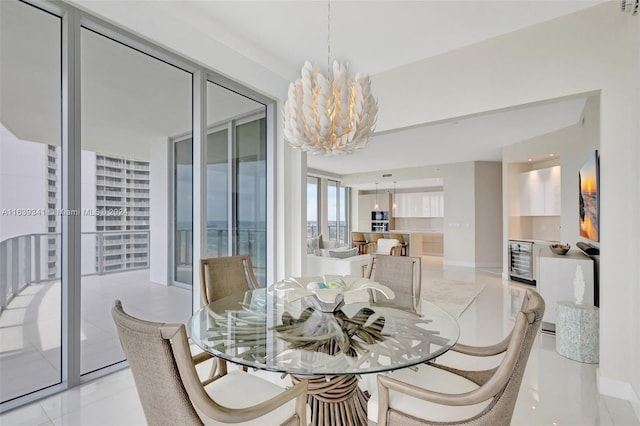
<box><xmin>544</xmin><ymin>166</ymin><xmax>561</xmax><ymax>215</ymax></box>
<box><xmin>395</xmin><ymin>193</ymin><xmax>410</xmax><ymax>216</ymax></box>
<box><xmin>537</xmin><ymin>250</ymin><xmax>594</xmax><ymax>332</ymax></box>
<box><xmin>358</xmin><ymin>193</ymin><xmax>393</xmax><ymax>231</ymax></box>
<box><xmin>394</xmin><ymin>192</ymin><xmax>444</xmax><ymax>218</ymax></box>
<box><xmin>519</xmin><ymin>166</ymin><xmax>561</xmax><ymax>216</ymax></box>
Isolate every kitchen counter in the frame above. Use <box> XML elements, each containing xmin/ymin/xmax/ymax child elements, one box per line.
<box><xmin>356</xmin><ymin>230</ymin><xmax>443</xmax><ymax>257</ymax></box>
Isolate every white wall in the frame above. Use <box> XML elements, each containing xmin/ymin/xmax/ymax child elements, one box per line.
<box><xmin>441</xmin><ymin>162</ymin><xmax>476</xmax><ymax>266</ymax></box>
<box><xmin>370</xmin><ymin>3</ymin><xmax>638</xmax><ymax>405</ymax></box>
<box><xmin>474</xmin><ymin>162</ymin><xmax>502</xmax><ymax>268</ymax></box>
<box><xmin>632</xmin><ymin>14</ymin><xmax>640</xmax><ymax>418</ymax></box>
<box><xmin>149</xmin><ymin>140</ymin><xmax>169</xmax><ymax>285</ymax></box>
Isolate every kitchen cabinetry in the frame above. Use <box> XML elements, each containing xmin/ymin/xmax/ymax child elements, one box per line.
<box><xmin>394</xmin><ymin>192</ymin><xmax>444</xmax><ymax>218</ymax></box>
<box><xmin>359</xmin><ymin>193</ymin><xmax>393</xmax><ymax>231</ymax></box>
<box><xmin>519</xmin><ymin>166</ymin><xmax>561</xmax><ymax>216</ymax></box>
<box><xmin>421</xmin><ymin>233</ymin><xmax>444</xmax><ymax>256</ymax></box>
<box><xmin>537</xmin><ymin>250</ymin><xmax>594</xmax><ymax>332</ymax></box>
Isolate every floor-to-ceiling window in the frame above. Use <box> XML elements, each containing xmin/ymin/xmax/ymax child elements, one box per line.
<box><xmin>0</xmin><ymin>0</ymin><xmax>274</xmax><ymax>410</ymax></box>
<box><xmin>202</xmin><ymin>82</ymin><xmax>267</xmax><ymax>286</ymax></box>
<box><xmin>339</xmin><ymin>184</ymin><xmax>349</xmax><ymax>246</ymax></box>
<box><xmin>235</xmin><ymin>116</ymin><xmax>267</xmax><ymax>285</ymax></box>
<box><xmin>307</xmin><ymin>177</ymin><xmax>320</xmax><ymax>238</ymax></box>
<box><xmin>205</xmin><ymin>128</ymin><xmax>229</xmax><ymax>258</ymax></box>
<box><xmin>174</xmin><ymin>138</ymin><xmax>193</xmax><ymax>285</ymax></box>
<box><xmin>80</xmin><ymin>28</ymin><xmax>193</xmax><ymax>374</ymax></box>
<box><xmin>0</xmin><ymin>0</ymin><xmax>62</xmax><ymax>403</ymax></box>
<box><xmin>327</xmin><ymin>180</ymin><xmax>349</xmax><ymax>245</ymax></box>
<box><xmin>307</xmin><ymin>177</ymin><xmax>350</xmax><ymax>246</ymax></box>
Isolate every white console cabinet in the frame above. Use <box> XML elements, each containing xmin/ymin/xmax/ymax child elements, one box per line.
<box><xmin>537</xmin><ymin>250</ymin><xmax>594</xmax><ymax>332</ymax></box>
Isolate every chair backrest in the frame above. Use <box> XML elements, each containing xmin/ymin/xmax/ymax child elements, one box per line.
<box><xmin>365</xmin><ymin>255</ymin><xmax>421</xmax><ymax>300</ymax></box>
<box><xmin>351</xmin><ymin>231</ymin><xmax>366</xmax><ymax>243</ymax></box>
<box><xmin>111</xmin><ymin>300</ymin><xmax>204</xmax><ymax>426</ymax></box>
<box><xmin>368</xmin><ymin>232</ymin><xmax>384</xmax><ymax>243</ymax></box>
<box><xmin>200</xmin><ymin>255</ymin><xmax>260</xmax><ymax>305</ymax></box>
<box><xmin>385</xmin><ymin>290</ymin><xmax>544</xmax><ymax>425</ymax></box>
<box><xmin>378</xmin><ymin>290</ymin><xmax>545</xmax><ymax>426</ymax></box>
<box><xmin>436</xmin><ymin>290</ymin><xmax>544</xmax><ymax>425</ymax></box>
<box><xmin>478</xmin><ymin>289</ymin><xmax>544</xmax><ymax>422</ymax></box>
<box><xmin>375</xmin><ymin>238</ymin><xmax>401</xmax><ymax>255</ymax></box>
<box><xmin>387</xmin><ymin>233</ymin><xmax>406</xmax><ymax>245</ymax></box>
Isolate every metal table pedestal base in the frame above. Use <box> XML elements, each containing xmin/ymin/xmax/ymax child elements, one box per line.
<box><xmin>291</xmin><ymin>374</ymin><xmax>369</xmax><ymax>426</ymax></box>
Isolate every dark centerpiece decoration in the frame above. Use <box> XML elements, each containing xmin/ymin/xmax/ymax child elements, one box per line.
<box><xmin>272</xmin><ymin>307</ymin><xmax>386</xmax><ymax>357</ymax></box>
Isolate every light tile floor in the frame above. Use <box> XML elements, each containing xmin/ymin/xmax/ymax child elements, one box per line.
<box><xmin>1</xmin><ymin>258</ymin><xmax>639</xmax><ymax>425</ymax></box>
<box><xmin>0</xmin><ymin>270</ymin><xmax>192</xmax><ymax>403</ymax></box>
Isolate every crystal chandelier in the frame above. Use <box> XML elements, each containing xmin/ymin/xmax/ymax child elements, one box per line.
<box><xmin>283</xmin><ymin>1</ymin><xmax>378</xmax><ymax>155</ymax></box>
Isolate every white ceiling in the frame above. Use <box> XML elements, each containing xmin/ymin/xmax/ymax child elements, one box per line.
<box><xmin>139</xmin><ymin>0</ymin><xmax>605</xmax><ymax>81</ymax></box>
<box><xmin>2</xmin><ymin>0</ymin><xmax>603</xmax><ymax>175</ymax></box>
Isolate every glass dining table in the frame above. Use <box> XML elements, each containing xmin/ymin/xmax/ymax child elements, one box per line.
<box><xmin>189</xmin><ymin>288</ymin><xmax>460</xmax><ymax>426</ymax></box>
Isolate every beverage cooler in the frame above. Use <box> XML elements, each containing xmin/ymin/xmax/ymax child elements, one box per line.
<box><xmin>508</xmin><ymin>240</ymin><xmax>535</xmax><ymax>284</ymax></box>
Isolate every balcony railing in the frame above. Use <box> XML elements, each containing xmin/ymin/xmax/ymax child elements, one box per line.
<box><xmin>175</xmin><ymin>226</ymin><xmax>266</xmax><ymax>286</ymax></box>
<box><xmin>0</xmin><ymin>230</ymin><xmax>150</xmax><ymax>313</ymax></box>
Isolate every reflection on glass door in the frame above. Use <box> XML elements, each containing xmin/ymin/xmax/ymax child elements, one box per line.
<box><xmin>203</xmin><ymin>82</ymin><xmax>267</xmax><ymax>286</ymax></box>
<box><xmin>0</xmin><ymin>0</ymin><xmax>62</xmax><ymax>403</ymax></box>
<box><xmin>174</xmin><ymin>138</ymin><xmax>193</xmax><ymax>285</ymax></box>
<box><xmin>80</xmin><ymin>28</ymin><xmax>193</xmax><ymax>375</ymax></box>
<box><xmin>206</xmin><ymin>129</ymin><xmax>228</xmax><ymax>258</ymax></box>
<box><xmin>307</xmin><ymin>177</ymin><xmax>320</xmax><ymax>238</ymax></box>
<box><xmin>339</xmin><ymin>185</ymin><xmax>348</xmax><ymax>246</ymax></box>
<box><xmin>235</xmin><ymin>118</ymin><xmax>267</xmax><ymax>286</ymax></box>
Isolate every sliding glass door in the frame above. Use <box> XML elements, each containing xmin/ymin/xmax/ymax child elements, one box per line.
<box><xmin>174</xmin><ymin>138</ymin><xmax>194</xmax><ymax>285</ymax></box>
<box><xmin>0</xmin><ymin>0</ymin><xmax>62</xmax><ymax>403</ymax></box>
<box><xmin>206</xmin><ymin>128</ymin><xmax>229</xmax><ymax>258</ymax></box>
<box><xmin>80</xmin><ymin>27</ymin><xmax>193</xmax><ymax>374</ymax></box>
<box><xmin>0</xmin><ymin>0</ymin><xmax>274</xmax><ymax>410</ymax></box>
<box><xmin>198</xmin><ymin>82</ymin><xmax>267</xmax><ymax>286</ymax></box>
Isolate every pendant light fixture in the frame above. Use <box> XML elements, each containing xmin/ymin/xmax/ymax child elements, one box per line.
<box><xmin>283</xmin><ymin>0</ymin><xmax>378</xmax><ymax>155</ymax></box>
<box><xmin>393</xmin><ymin>181</ymin><xmax>397</xmax><ymax>209</ymax></box>
<box><xmin>374</xmin><ymin>182</ymin><xmax>379</xmax><ymax>210</ymax></box>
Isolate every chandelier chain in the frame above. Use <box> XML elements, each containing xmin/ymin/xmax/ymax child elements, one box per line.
<box><xmin>327</xmin><ymin>0</ymin><xmax>331</xmax><ymax>72</ymax></box>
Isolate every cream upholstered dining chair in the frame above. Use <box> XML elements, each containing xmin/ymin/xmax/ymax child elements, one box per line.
<box><xmin>364</xmin><ymin>255</ymin><xmax>421</xmax><ymax>312</ymax></box>
<box><xmin>200</xmin><ymin>255</ymin><xmax>260</xmax><ymax>305</ymax></box>
<box><xmin>364</xmin><ymin>238</ymin><xmax>403</xmax><ymax>256</ymax></box>
<box><xmin>386</xmin><ymin>233</ymin><xmax>408</xmax><ymax>256</ymax></box>
<box><xmin>368</xmin><ymin>289</ymin><xmax>545</xmax><ymax>426</ymax></box>
<box><xmin>200</xmin><ymin>255</ymin><xmax>261</xmax><ymax>376</ymax></box>
<box><xmin>112</xmin><ymin>300</ymin><xmax>309</xmax><ymax>426</ymax></box>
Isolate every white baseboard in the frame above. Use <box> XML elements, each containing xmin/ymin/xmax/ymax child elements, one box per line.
<box><xmin>632</xmin><ymin>397</ymin><xmax>640</xmax><ymax>424</ymax></box>
<box><xmin>597</xmin><ymin>369</ymin><xmax>640</xmax><ymax>404</ymax></box>
<box><xmin>442</xmin><ymin>260</ymin><xmax>503</xmax><ymax>269</ymax></box>
<box><xmin>475</xmin><ymin>262</ymin><xmax>503</xmax><ymax>268</ymax></box>
<box><xmin>442</xmin><ymin>260</ymin><xmax>476</xmax><ymax>268</ymax></box>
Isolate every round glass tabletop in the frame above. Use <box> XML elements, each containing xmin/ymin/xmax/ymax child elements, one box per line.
<box><xmin>188</xmin><ymin>288</ymin><xmax>460</xmax><ymax>376</ymax></box>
